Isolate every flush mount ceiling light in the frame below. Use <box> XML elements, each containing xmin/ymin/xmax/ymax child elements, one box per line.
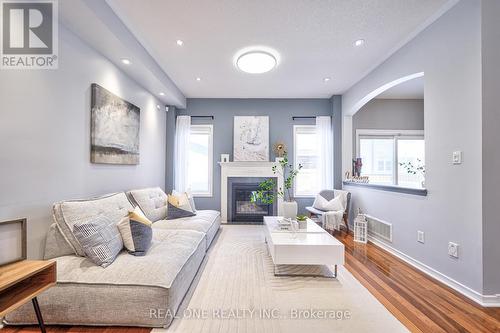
<box><xmin>323</xmin><ymin>77</ymin><xmax>331</xmax><ymax>83</ymax></box>
<box><xmin>235</xmin><ymin>47</ymin><xmax>279</xmax><ymax>74</ymax></box>
<box><xmin>354</xmin><ymin>39</ymin><xmax>365</xmax><ymax>47</ymax></box>
<box><xmin>176</xmin><ymin>39</ymin><xmax>184</xmax><ymax>46</ymax></box>
<box><xmin>159</xmin><ymin>92</ymin><xmax>165</xmax><ymax>96</ymax></box>
<box><xmin>196</xmin><ymin>77</ymin><xmax>201</xmax><ymax>81</ymax></box>
<box><xmin>121</xmin><ymin>58</ymin><xmax>131</xmax><ymax>65</ymax></box>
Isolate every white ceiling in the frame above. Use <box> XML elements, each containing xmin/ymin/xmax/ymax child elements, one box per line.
<box><xmin>376</xmin><ymin>76</ymin><xmax>424</xmax><ymax>99</ymax></box>
<box><xmin>106</xmin><ymin>0</ymin><xmax>452</xmax><ymax>99</ymax></box>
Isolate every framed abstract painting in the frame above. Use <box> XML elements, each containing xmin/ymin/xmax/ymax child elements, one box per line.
<box><xmin>90</xmin><ymin>83</ymin><xmax>140</xmax><ymax>165</ymax></box>
<box><xmin>233</xmin><ymin>116</ymin><xmax>269</xmax><ymax>161</ymax></box>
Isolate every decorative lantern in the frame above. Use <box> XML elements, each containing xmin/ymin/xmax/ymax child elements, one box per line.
<box><xmin>354</xmin><ymin>209</ymin><xmax>368</xmax><ymax>244</ymax></box>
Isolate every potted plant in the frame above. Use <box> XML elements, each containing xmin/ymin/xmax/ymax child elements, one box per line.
<box><xmin>250</xmin><ymin>152</ymin><xmax>302</xmax><ymax>219</ymax></box>
<box><xmin>399</xmin><ymin>158</ymin><xmax>426</xmax><ymax>188</ymax></box>
<box><xmin>296</xmin><ymin>214</ymin><xmax>308</xmax><ymax>229</ymax></box>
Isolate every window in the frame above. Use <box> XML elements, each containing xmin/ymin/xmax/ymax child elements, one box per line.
<box><xmin>187</xmin><ymin>125</ymin><xmax>213</xmax><ymax>196</ymax></box>
<box><xmin>294</xmin><ymin>125</ymin><xmax>319</xmax><ymax>197</ymax></box>
<box><xmin>357</xmin><ymin>130</ymin><xmax>425</xmax><ymax>188</ymax></box>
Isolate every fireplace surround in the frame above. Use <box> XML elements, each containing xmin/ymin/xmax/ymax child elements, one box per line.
<box><xmin>219</xmin><ymin>161</ymin><xmax>284</xmax><ymax>222</ymax></box>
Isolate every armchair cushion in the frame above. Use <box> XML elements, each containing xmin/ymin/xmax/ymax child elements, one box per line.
<box><xmin>312</xmin><ymin>193</ymin><xmax>344</xmax><ymax>211</ymax></box>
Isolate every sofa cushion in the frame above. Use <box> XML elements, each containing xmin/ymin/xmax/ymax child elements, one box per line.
<box><xmin>53</xmin><ymin>192</ymin><xmax>134</xmax><ymax>256</ymax></box>
<box><xmin>153</xmin><ymin>210</ymin><xmax>220</xmax><ymax>248</ymax></box>
<box><xmin>117</xmin><ymin>208</ymin><xmax>153</xmax><ymax>256</ymax></box>
<box><xmin>173</xmin><ymin>189</ymin><xmax>197</xmax><ymax>212</ymax></box>
<box><xmin>44</xmin><ymin>223</ymin><xmax>75</xmax><ymax>260</ymax></box>
<box><xmin>5</xmin><ymin>229</ymin><xmax>206</xmax><ymax>328</ymax></box>
<box><xmin>72</xmin><ymin>215</ymin><xmax>123</xmax><ymax>268</ymax></box>
<box><xmin>127</xmin><ymin>187</ymin><xmax>167</xmax><ymax>222</ymax></box>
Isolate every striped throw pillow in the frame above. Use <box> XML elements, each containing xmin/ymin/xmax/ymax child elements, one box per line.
<box><xmin>72</xmin><ymin>216</ymin><xmax>123</xmax><ymax>268</ymax></box>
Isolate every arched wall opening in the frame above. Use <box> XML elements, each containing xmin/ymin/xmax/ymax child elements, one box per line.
<box><xmin>344</xmin><ymin>73</ymin><xmax>425</xmax><ymax>189</ymax></box>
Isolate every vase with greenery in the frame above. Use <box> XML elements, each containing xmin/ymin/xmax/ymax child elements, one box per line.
<box><xmin>250</xmin><ymin>152</ymin><xmax>302</xmax><ymax>219</ymax></box>
<box><xmin>399</xmin><ymin>158</ymin><xmax>426</xmax><ymax>188</ymax></box>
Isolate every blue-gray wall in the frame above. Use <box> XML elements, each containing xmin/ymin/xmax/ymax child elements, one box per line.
<box><xmin>167</xmin><ymin>97</ymin><xmax>342</xmax><ymax>214</ymax></box>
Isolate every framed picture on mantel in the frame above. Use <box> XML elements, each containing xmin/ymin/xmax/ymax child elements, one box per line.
<box><xmin>0</xmin><ymin>218</ymin><xmax>27</xmax><ymax>266</ymax></box>
<box><xmin>233</xmin><ymin>116</ymin><xmax>269</xmax><ymax>161</ymax></box>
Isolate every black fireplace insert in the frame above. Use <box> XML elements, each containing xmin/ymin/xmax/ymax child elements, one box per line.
<box><xmin>228</xmin><ymin>179</ymin><xmax>276</xmax><ymax>223</ymax></box>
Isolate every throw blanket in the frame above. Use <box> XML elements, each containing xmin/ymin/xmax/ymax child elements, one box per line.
<box><xmin>322</xmin><ymin>190</ymin><xmax>348</xmax><ymax>231</ymax></box>
<box><xmin>323</xmin><ymin>210</ymin><xmax>344</xmax><ymax>231</ymax></box>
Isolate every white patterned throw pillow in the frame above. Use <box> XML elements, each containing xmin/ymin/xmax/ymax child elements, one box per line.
<box><xmin>312</xmin><ymin>194</ymin><xmax>344</xmax><ymax>212</ymax></box>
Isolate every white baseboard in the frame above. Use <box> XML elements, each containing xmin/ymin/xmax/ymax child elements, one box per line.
<box><xmin>368</xmin><ymin>236</ymin><xmax>500</xmax><ymax>307</ymax></box>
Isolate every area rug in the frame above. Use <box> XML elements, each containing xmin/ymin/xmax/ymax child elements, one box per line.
<box><xmin>153</xmin><ymin>225</ymin><xmax>408</xmax><ymax>333</ymax></box>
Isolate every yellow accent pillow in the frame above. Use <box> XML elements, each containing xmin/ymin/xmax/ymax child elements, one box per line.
<box><xmin>128</xmin><ymin>207</ymin><xmax>152</xmax><ymax>226</ymax></box>
<box><xmin>167</xmin><ymin>193</ymin><xmax>194</xmax><ymax>212</ymax></box>
<box><xmin>167</xmin><ymin>194</ymin><xmax>180</xmax><ymax>207</ymax></box>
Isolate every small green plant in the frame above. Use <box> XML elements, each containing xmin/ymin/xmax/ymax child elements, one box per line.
<box><xmin>296</xmin><ymin>215</ymin><xmax>307</xmax><ymax>222</ymax></box>
<box><xmin>250</xmin><ymin>152</ymin><xmax>302</xmax><ymax>204</ymax></box>
<box><xmin>399</xmin><ymin>158</ymin><xmax>425</xmax><ymax>176</ymax></box>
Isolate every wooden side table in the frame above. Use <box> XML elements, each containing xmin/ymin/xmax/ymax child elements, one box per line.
<box><xmin>0</xmin><ymin>260</ymin><xmax>56</xmax><ymax>333</ymax></box>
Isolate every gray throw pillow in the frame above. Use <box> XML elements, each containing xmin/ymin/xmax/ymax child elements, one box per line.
<box><xmin>117</xmin><ymin>208</ymin><xmax>153</xmax><ymax>256</ymax></box>
<box><xmin>166</xmin><ymin>202</ymin><xmax>196</xmax><ymax>219</ymax></box>
<box><xmin>72</xmin><ymin>216</ymin><xmax>123</xmax><ymax>268</ymax></box>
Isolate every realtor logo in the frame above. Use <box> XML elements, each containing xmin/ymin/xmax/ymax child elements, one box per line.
<box><xmin>1</xmin><ymin>0</ymin><xmax>58</xmax><ymax>69</ymax></box>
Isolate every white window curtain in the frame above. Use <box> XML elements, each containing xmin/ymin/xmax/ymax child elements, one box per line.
<box><xmin>174</xmin><ymin>115</ymin><xmax>191</xmax><ymax>192</ymax></box>
<box><xmin>316</xmin><ymin>116</ymin><xmax>333</xmax><ymax>190</ymax></box>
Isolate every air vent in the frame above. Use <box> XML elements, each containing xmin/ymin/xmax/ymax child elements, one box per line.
<box><xmin>365</xmin><ymin>215</ymin><xmax>393</xmax><ymax>242</ymax></box>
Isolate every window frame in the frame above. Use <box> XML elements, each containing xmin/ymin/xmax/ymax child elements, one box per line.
<box><xmin>293</xmin><ymin>124</ymin><xmax>319</xmax><ymax>198</ymax></box>
<box><xmin>188</xmin><ymin>124</ymin><xmax>213</xmax><ymax>197</ymax></box>
<box><xmin>355</xmin><ymin>129</ymin><xmax>424</xmax><ymax>188</ymax></box>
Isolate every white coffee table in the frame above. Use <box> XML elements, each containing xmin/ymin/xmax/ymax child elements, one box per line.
<box><xmin>263</xmin><ymin>216</ymin><xmax>345</xmax><ymax>278</ymax></box>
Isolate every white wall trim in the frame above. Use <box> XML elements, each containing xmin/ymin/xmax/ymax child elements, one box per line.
<box><xmin>347</xmin><ymin>72</ymin><xmax>424</xmax><ymax>116</ymax></box>
<box><xmin>219</xmin><ymin>161</ymin><xmax>284</xmax><ymax>222</ymax></box>
<box><xmin>368</xmin><ymin>236</ymin><xmax>500</xmax><ymax>307</ymax></box>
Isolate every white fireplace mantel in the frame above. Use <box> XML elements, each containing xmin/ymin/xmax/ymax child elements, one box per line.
<box><xmin>219</xmin><ymin>161</ymin><xmax>284</xmax><ymax>222</ymax></box>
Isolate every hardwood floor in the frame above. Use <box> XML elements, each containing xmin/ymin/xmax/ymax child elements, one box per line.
<box><xmin>2</xmin><ymin>231</ymin><xmax>499</xmax><ymax>333</ymax></box>
<box><xmin>334</xmin><ymin>230</ymin><xmax>500</xmax><ymax>333</ymax></box>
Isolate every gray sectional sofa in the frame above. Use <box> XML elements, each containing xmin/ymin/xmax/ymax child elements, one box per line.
<box><xmin>4</xmin><ymin>188</ymin><xmax>220</xmax><ymax>328</ymax></box>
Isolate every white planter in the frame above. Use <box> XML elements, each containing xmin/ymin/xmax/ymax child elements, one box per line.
<box><xmin>282</xmin><ymin>201</ymin><xmax>298</xmax><ymax>219</ymax></box>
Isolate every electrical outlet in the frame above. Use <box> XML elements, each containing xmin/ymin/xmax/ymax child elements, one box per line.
<box><xmin>448</xmin><ymin>242</ymin><xmax>459</xmax><ymax>258</ymax></box>
<box><xmin>453</xmin><ymin>151</ymin><xmax>462</xmax><ymax>164</ymax></box>
<box><xmin>417</xmin><ymin>231</ymin><xmax>425</xmax><ymax>243</ymax></box>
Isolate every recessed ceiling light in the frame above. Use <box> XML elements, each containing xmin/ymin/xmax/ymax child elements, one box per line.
<box><xmin>176</xmin><ymin>39</ymin><xmax>184</xmax><ymax>46</ymax></box>
<box><xmin>196</xmin><ymin>77</ymin><xmax>201</xmax><ymax>81</ymax></box>
<box><xmin>159</xmin><ymin>92</ymin><xmax>165</xmax><ymax>96</ymax></box>
<box><xmin>323</xmin><ymin>77</ymin><xmax>331</xmax><ymax>83</ymax></box>
<box><xmin>354</xmin><ymin>39</ymin><xmax>365</xmax><ymax>47</ymax></box>
<box><xmin>121</xmin><ymin>58</ymin><xmax>131</xmax><ymax>65</ymax></box>
<box><xmin>235</xmin><ymin>49</ymin><xmax>278</xmax><ymax>74</ymax></box>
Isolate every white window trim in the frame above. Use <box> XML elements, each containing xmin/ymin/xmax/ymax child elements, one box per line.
<box><xmin>189</xmin><ymin>124</ymin><xmax>213</xmax><ymax>197</ymax></box>
<box><xmin>293</xmin><ymin>124</ymin><xmax>317</xmax><ymax>198</ymax></box>
<box><xmin>355</xmin><ymin>129</ymin><xmax>424</xmax><ymax>187</ymax></box>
